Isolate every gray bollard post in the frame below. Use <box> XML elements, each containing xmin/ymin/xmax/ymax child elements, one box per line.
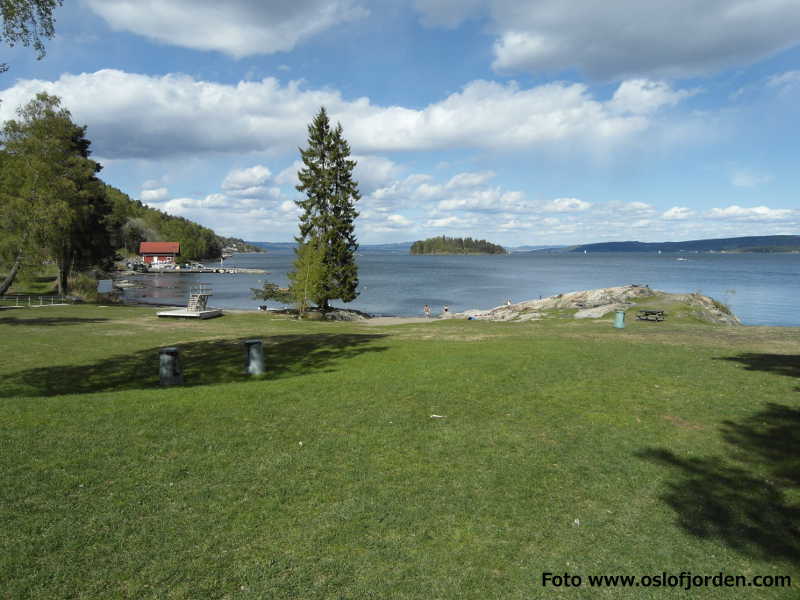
<box><xmin>244</xmin><ymin>339</ymin><xmax>265</xmax><ymax>376</ymax></box>
<box><xmin>159</xmin><ymin>347</ymin><xmax>184</xmax><ymax>385</ymax></box>
<box><xmin>613</xmin><ymin>309</ymin><xmax>626</xmax><ymax>329</ymax></box>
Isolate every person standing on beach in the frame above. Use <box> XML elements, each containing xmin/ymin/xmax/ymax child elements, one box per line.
<box><xmin>423</xmin><ymin>304</ymin><xmax>431</xmax><ymax>318</ymax></box>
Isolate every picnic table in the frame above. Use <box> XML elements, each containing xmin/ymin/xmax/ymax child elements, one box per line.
<box><xmin>637</xmin><ymin>309</ymin><xmax>665</xmax><ymax>322</ymax></box>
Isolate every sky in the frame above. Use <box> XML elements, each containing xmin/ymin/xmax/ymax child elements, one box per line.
<box><xmin>1</xmin><ymin>0</ymin><xmax>799</xmax><ymax>245</ymax></box>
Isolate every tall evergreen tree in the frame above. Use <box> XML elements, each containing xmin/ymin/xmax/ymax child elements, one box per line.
<box><xmin>292</xmin><ymin>107</ymin><xmax>360</xmax><ymax>309</ymax></box>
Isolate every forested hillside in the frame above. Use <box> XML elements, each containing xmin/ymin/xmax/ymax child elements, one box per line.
<box><xmin>103</xmin><ymin>185</ymin><xmax>223</xmax><ymax>262</ymax></box>
<box><xmin>569</xmin><ymin>235</ymin><xmax>800</xmax><ymax>253</ymax></box>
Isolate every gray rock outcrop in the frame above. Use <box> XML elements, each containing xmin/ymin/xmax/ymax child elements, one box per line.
<box><xmin>453</xmin><ymin>285</ymin><xmax>740</xmax><ymax>325</ymax></box>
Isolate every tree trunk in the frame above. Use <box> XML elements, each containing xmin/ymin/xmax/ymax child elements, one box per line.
<box><xmin>57</xmin><ymin>253</ymin><xmax>72</xmax><ymax>296</ymax></box>
<box><xmin>0</xmin><ymin>254</ymin><xmax>22</xmax><ymax>296</ymax></box>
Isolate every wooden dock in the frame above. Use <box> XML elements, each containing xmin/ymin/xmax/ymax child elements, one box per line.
<box><xmin>157</xmin><ymin>283</ymin><xmax>222</xmax><ymax>319</ymax></box>
<box><xmin>157</xmin><ymin>308</ymin><xmax>222</xmax><ymax>319</ymax></box>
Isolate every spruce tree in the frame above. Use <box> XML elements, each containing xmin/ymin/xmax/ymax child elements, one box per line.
<box><xmin>292</xmin><ymin>107</ymin><xmax>360</xmax><ymax>309</ymax></box>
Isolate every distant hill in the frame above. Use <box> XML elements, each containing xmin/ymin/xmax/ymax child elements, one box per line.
<box><xmin>569</xmin><ymin>235</ymin><xmax>800</xmax><ymax>253</ymax></box>
<box><xmin>218</xmin><ymin>236</ymin><xmax>263</xmax><ymax>253</ymax></box>
<box><xmin>511</xmin><ymin>245</ymin><xmax>568</xmax><ymax>253</ymax></box>
<box><xmin>359</xmin><ymin>242</ymin><xmax>414</xmax><ymax>253</ymax></box>
<box><xmin>248</xmin><ymin>242</ymin><xmax>296</xmax><ymax>253</ymax></box>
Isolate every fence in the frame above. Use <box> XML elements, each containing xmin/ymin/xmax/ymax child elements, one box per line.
<box><xmin>0</xmin><ymin>295</ymin><xmax>70</xmax><ymax>308</ymax></box>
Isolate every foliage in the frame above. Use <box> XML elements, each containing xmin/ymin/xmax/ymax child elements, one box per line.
<box><xmin>292</xmin><ymin>107</ymin><xmax>360</xmax><ymax>309</ymax></box>
<box><xmin>410</xmin><ymin>235</ymin><xmax>508</xmax><ymax>255</ymax></box>
<box><xmin>0</xmin><ymin>92</ymin><xmax>112</xmax><ymax>295</ymax></box>
<box><xmin>287</xmin><ymin>239</ymin><xmax>327</xmax><ymax>313</ymax></box>
<box><xmin>250</xmin><ymin>281</ymin><xmax>293</xmax><ymax>305</ymax></box>
<box><xmin>710</xmin><ymin>298</ymin><xmax>733</xmax><ymax>315</ymax></box>
<box><xmin>103</xmin><ymin>184</ymin><xmax>223</xmax><ymax>262</ymax></box>
<box><xmin>1</xmin><ymin>92</ymin><xmax>234</xmax><ymax>297</ymax></box>
<box><xmin>218</xmin><ymin>235</ymin><xmax>264</xmax><ymax>253</ymax></box>
<box><xmin>0</xmin><ymin>0</ymin><xmax>62</xmax><ymax>72</ymax></box>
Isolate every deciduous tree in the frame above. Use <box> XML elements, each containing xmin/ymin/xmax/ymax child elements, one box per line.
<box><xmin>1</xmin><ymin>93</ymin><xmax>112</xmax><ymax>295</ymax></box>
<box><xmin>287</xmin><ymin>239</ymin><xmax>326</xmax><ymax>314</ymax></box>
<box><xmin>1</xmin><ymin>0</ymin><xmax>62</xmax><ymax>73</ymax></box>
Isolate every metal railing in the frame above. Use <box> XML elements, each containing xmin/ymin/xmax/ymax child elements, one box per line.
<box><xmin>0</xmin><ymin>295</ymin><xmax>69</xmax><ymax>308</ymax></box>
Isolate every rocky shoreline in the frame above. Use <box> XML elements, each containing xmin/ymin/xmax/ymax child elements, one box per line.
<box><xmin>447</xmin><ymin>285</ymin><xmax>741</xmax><ymax>325</ymax></box>
<box><xmin>120</xmin><ymin>284</ymin><xmax>741</xmax><ymax>326</ymax></box>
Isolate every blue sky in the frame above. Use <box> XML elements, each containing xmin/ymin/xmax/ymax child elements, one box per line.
<box><xmin>1</xmin><ymin>0</ymin><xmax>799</xmax><ymax>245</ymax></box>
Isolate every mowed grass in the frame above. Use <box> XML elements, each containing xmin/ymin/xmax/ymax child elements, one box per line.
<box><xmin>1</xmin><ymin>305</ymin><xmax>798</xmax><ymax>599</ymax></box>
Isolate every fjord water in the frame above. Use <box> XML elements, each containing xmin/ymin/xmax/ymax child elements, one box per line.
<box><xmin>122</xmin><ymin>251</ymin><xmax>800</xmax><ymax>326</ymax></box>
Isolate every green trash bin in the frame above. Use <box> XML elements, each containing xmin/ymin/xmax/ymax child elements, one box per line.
<box><xmin>613</xmin><ymin>310</ymin><xmax>625</xmax><ymax>329</ymax></box>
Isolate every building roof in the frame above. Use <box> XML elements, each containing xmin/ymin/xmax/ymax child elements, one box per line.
<box><xmin>139</xmin><ymin>242</ymin><xmax>180</xmax><ymax>254</ymax></box>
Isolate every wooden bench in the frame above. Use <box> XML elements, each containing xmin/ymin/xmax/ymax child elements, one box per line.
<box><xmin>637</xmin><ymin>309</ymin><xmax>665</xmax><ymax>322</ymax></box>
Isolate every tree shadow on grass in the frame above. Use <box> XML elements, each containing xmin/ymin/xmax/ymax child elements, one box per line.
<box><xmin>638</xmin><ymin>403</ymin><xmax>800</xmax><ymax>562</ymax></box>
<box><xmin>0</xmin><ymin>333</ymin><xmax>388</xmax><ymax>397</ymax></box>
<box><xmin>716</xmin><ymin>353</ymin><xmax>800</xmax><ymax>388</ymax></box>
<box><xmin>0</xmin><ymin>316</ymin><xmax>110</xmax><ymax>326</ymax></box>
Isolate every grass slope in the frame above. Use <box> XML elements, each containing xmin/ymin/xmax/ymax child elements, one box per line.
<box><xmin>1</xmin><ymin>305</ymin><xmax>798</xmax><ymax>598</ymax></box>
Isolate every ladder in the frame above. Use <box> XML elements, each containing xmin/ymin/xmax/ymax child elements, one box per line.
<box><xmin>187</xmin><ymin>283</ymin><xmax>212</xmax><ymax>312</ymax></box>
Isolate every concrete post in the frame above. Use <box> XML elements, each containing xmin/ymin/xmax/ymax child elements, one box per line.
<box><xmin>244</xmin><ymin>339</ymin><xmax>265</xmax><ymax>376</ymax></box>
<box><xmin>613</xmin><ymin>310</ymin><xmax>626</xmax><ymax>329</ymax></box>
<box><xmin>159</xmin><ymin>347</ymin><xmax>184</xmax><ymax>385</ymax></box>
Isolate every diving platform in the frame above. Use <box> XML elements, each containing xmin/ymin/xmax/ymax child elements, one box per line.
<box><xmin>157</xmin><ymin>307</ymin><xmax>222</xmax><ymax>319</ymax></box>
<box><xmin>158</xmin><ymin>283</ymin><xmax>222</xmax><ymax>319</ymax></box>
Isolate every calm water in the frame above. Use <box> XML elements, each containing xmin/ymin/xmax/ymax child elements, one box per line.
<box><xmin>122</xmin><ymin>252</ymin><xmax>800</xmax><ymax>326</ymax></box>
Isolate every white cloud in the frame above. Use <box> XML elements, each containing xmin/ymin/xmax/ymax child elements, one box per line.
<box><xmin>352</xmin><ymin>155</ymin><xmax>404</xmax><ymax>194</ymax></box>
<box><xmin>542</xmin><ymin>198</ymin><xmax>591</xmax><ymax>213</ymax></box>
<box><xmin>275</xmin><ymin>160</ymin><xmax>303</xmax><ymax>187</ymax></box>
<box><xmin>0</xmin><ymin>70</ymin><xmax>691</xmax><ymax>159</ymax></box>
<box><xmin>346</xmin><ymin>79</ymin><xmax>660</xmax><ymax>152</ymax></box>
<box><xmin>706</xmin><ymin>205</ymin><xmax>794</xmax><ymax>221</ymax></box>
<box><xmin>662</xmin><ymin>207</ymin><xmax>695</xmax><ymax>220</ymax></box>
<box><xmin>609</xmin><ymin>80</ymin><xmax>696</xmax><ymax>115</ymax></box>
<box><xmin>436</xmin><ymin>189</ymin><xmax>527</xmax><ymax>213</ymax></box>
<box><xmin>142</xmin><ymin>177</ymin><xmax>167</xmax><ymax>190</ymax></box>
<box><xmin>415</xmin><ymin>1</ymin><xmax>800</xmax><ymax>80</ymax></box>
<box><xmin>623</xmin><ymin>202</ymin><xmax>655</xmax><ymax>213</ymax></box>
<box><xmin>273</xmin><ymin>155</ymin><xmax>401</xmax><ymax>196</ymax></box>
<box><xmin>426</xmin><ymin>216</ymin><xmax>476</xmax><ymax>228</ymax></box>
<box><xmin>86</xmin><ymin>0</ymin><xmax>368</xmax><ymax>58</ymax></box>
<box><xmin>497</xmin><ymin>218</ymin><xmax>533</xmax><ymax>231</ymax></box>
<box><xmin>446</xmin><ymin>171</ymin><xmax>495</xmax><ymax>188</ymax></box>
<box><xmin>731</xmin><ymin>170</ymin><xmax>773</xmax><ymax>188</ymax></box>
<box><xmin>222</xmin><ymin>165</ymin><xmax>272</xmax><ymax>190</ymax></box>
<box><xmin>140</xmin><ymin>187</ymin><xmax>168</xmax><ymax>202</ymax></box>
<box><xmin>279</xmin><ymin>200</ymin><xmax>300</xmax><ymax>214</ymax></box>
<box><xmin>767</xmin><ymin>70</ymin><xmax>800</xmax><ymax>88</ymax></box>
<box><xmin>387</xmin><ymin>214</ymin><xmax>412</xmax><ymax>227</ymax></box>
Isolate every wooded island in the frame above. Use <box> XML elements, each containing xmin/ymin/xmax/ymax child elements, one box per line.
<box><xmin>410</xmin><ymin>236</ymin><xmax>508</xmax><ymax>255</ymax></box>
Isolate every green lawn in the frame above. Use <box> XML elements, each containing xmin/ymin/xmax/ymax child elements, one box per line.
<box><xmin>1</xmin><ymin>304</ymin><xmax>798</xmax><ymax>598</ymax></box>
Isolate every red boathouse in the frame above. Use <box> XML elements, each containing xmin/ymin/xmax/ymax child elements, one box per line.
<box><xmin>139</xmin><ymin>242</ymin><xmax>180</xmax><ymax>265</ymax></box>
